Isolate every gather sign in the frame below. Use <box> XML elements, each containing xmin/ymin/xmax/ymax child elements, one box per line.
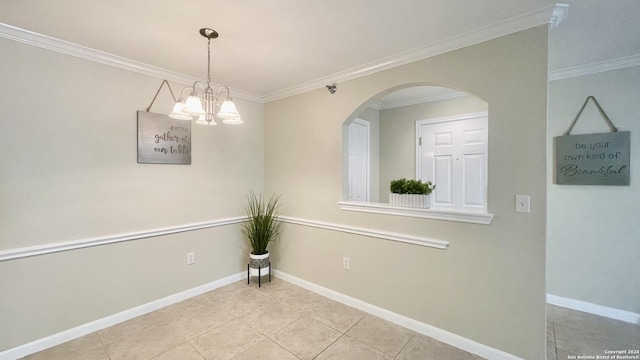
<box><xmin>554</xmin><ymin>131</ymin><xmax>630</xmax><ymax>186</ymax></box>
<box><xmin>137</xmin><ymin>111</ymin><xmax>192</xmax><ymax>165</ymax></box>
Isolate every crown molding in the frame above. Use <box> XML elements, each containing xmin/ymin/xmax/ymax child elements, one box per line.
<box><xmin>263</xmin><ymin>4</ymin><xmax>567</xmax><ymax>102</ymax></box>
<box><xmin>3</xmin><ymin>2</ymin><xmax>605</xmax><ymax>105</ymax></box>
<box><xmin>549</xmin><ymin>54</ymin><xmax>640</xmax><ymax>81</ymax></box>
<box><xmin>549</xmin><ymin>3</ymin><xmax>569</xmax><ymax>29</ymax></box>
<box><xmin>379</xmin><ymin>91</ymin><xmax>468</xmax><ymax>110</ymax></box>
<box><xmin>0</xmin><ymin>22</ymin><xmax>263</xmax><ymax>103</ymax></box>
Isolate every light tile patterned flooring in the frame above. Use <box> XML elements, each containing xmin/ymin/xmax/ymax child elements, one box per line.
<box><xmin>22</xmin><ymin>277</ymin><xmax>484</xmax><ymax>360</ymax></box>
<box><xmin>547</xmin><ymin>304</ymin><xmax>640</xmax><ymax>360</ymax></box>
<box><xmin>20</xmin><ymin>278</ymin><xmax>640</xmax><ymax>360</ymax></box>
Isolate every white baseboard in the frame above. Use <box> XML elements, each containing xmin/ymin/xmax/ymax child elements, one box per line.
<box><xmin>3</xmin><ymin>269</ymin><xmax>543</xmax><ymax>360</ymax></box>
<box><xmin>546</xmin><ymin>294</ymin><xmax>640</xmax><ymax>324</ymax></box>
<box><xmin>0</xmin><ymin>272</ymin><xmax>245</xmax><ymax>360</ymax></box>
<box><xmin>273</xmin><ymin>270</ymin><xmax>524</xmax><ymax>360</ymax></box>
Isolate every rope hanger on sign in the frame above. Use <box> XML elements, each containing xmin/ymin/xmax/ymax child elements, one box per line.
<box><xmin>563</xmin><ymin>96</ymin><xmax>618</xmax><ymax>136</ymax></box>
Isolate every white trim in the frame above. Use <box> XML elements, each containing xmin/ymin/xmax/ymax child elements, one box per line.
<box><xmin>0</xmin><ymin>272</ymin><xmax>246</xmax><ymax>360</ymax></box>
<box><xmin>0</xmin><ymin>22</ymin><xmax>263</xmax><ymax>103</ymax></box>
<box><xmin>547</xmin><ymin>294</ymin><xmax>640</xmax><ymax>324</ymax></box>
<box><xmin>10</xmin><ymin>5</ymin><xmax>634</xmax><ymax>104</ymax></box>
<box><xmin>263</xmin><ymin>4</ymin><xmax>565</xmax><ymax>102</ymax></box>
<box><xmin>9</xmin><ymin>8</ymin><xmax>634</xmax><ymax>102</ymax></box>
<box><xmin>414</xmin><ymin>111</ymin><xmax>489</xmax><ymax>126</ymax></box>
<box><xmin>274</xmin><ymin>270</ymin><xmax>523</xmax><ymax>360</ymax></box>
<box><xmin>279</xmin><ymin>216</ymin><xmax>449</xmax><ymax>249</ymax></box>
<box><xmin>338</xmin><ymin>201</ymin><xmax>494</xmax><ymax>225</ymax></box>
<box><xmin>549</xmin><ymin>54</ymin><xmax>640</xmax><ymax>81</ymax></box>
<box><xmin>549</xmin><ymin>4</ymin><xmax>569</xmax><ymax>29</ymax></box>
<box><xmin>349</xmin><ymin>118</ymin><xmax>371</xmax><ymax>202</ymax></box>
<box><xmin>378</xmin><ymin>90</ymin><xmax>468</xmax><ymax>110</ymax></box>
<box><xmin>0</xmin><ymin>217</ymin><xmax>246</xmax><ymax>262</ymax></box>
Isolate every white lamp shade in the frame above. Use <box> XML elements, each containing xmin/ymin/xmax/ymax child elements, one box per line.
<box><xmin>195</xmin><ymin>114</ymin><xmax>217</xmax><ymax>126</ymax></box>
<box><xmin>183</xmin><ymin>94</ymin><xmax>206</xmax><ymax>115</ymax></box>
<box><xmin>169</xmin><ymin>101</ymin><xmax>193</xmax><ymax>120</ymax></box>
<box><xmin>217</xmin><ymin>99</ymin><xmax>241</xmax><ymax>120</ymax></box>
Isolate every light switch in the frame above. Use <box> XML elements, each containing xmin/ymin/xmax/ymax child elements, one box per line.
<box><xmin>515</xmin><ymin>195</ymin><xmax>530</xmax><ymax>213</ymax></box>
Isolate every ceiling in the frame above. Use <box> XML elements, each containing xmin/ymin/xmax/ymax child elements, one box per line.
<box><xmin>1</xmin><ymin>0</ymin><xmax>638</xmax><ymax>100</ymax></box>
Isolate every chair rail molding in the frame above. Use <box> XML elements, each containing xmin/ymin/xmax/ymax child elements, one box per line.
<box><xmin>279</xmin><ymin>216</ymin><xmax>449</xmax><ymax>250</ymax></box>
<box><xmin>0</xmin><ymin>217</ymin><xmax>247</xmax><ymax>262</ymax></box>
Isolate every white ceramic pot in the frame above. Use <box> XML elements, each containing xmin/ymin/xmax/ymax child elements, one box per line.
<box><xmin>389</xmin><ymin>193</ymin><xmax>431</xmax><ymax>209</ymax></box>
<box><xmin>249</xmin><ymin>252</ymin><xmax>270</xmax><ymax>276</ymax></box>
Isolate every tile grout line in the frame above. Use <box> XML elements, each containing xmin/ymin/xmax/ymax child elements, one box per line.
<box><xmin>394</xmin><ymin>332</ymin><xmax>417</xmax><ymax>360</ymax></box>
<box><xmin>310</xmin><ymin>305</ymin><xmax>368</xmax><ymax>359</ymax></box>
<box><xmin>552</xmin><ymin>321</ymin><xmax>558</xmax><ymax>360</ymax></box>
<box><xmin>321</xmin><ymin>310</ymin><xmax>362</xmax><ymax>358</ymax></box>
<box><xmin>95</xmin><ymin>330</ymin><xmax>112</xmax><ymax>360</ymax></box>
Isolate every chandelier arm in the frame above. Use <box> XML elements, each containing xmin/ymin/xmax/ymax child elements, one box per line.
<box><xmin>214</xmin><ymin>85</ymin><xmax>231</xmax><ymax>102</ymax></box>
<box><xmin>179</xmin><ymin>86</ymin><xmax>194</xmax><ymax>100</ymax></box>
<box><xmin>145</xmin><ymin>80</ymin><xmax>177</xmax><ymax>112</ymax></box>
<box><xmin>192</xmin><ymin>81</ymin><xmax>207</xmax><ymax>95</ymax></box>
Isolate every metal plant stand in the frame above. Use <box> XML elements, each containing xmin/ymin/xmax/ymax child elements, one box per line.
<box><xmin>247</xmin><ymin>262</ymin><xmax>271</xmax><ymax>287</ymax></box>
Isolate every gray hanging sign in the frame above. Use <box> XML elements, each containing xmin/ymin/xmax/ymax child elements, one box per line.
<box><xmin>554</xmin><ymin>96</ymin><xmax>630</xmax><ymax>186</ymax></box>
<box><xmin>137</xmin><ymin>111</ymin><xmax>191</xmax><ymax>165</ymax></box>
<box><xmin>555</xmin><ymin>132</ymin><xmax>630</xmax><ymax>185</ymax></box>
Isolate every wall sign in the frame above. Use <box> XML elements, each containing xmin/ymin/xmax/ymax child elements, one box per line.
<box><xmin>555</xmin><ymin>132</ymin><xmax>630</xmax><ymax>185</ymax></box>
<box><xmin>137</xmin><ymin>111</ymin><xmax>191</xmax><ymax>164</ymax></box>
<box><xmin>554</xmin><ymin>96</ymin><xmax>630</xmax><ymax>186</ymax></box>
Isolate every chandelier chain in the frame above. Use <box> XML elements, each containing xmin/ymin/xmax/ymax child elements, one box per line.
<box><xmin>207</xmin><ymin>38</ymin><xmax>211</xmax><ymax>84</ymax></box>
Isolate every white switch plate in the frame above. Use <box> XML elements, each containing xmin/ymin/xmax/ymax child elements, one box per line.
<box><xmin>187</xmin><ymin>252</ymin><xmax>195</xmax><ymax>265</ymax></box>
<box><xmin>515</xmin><ymin>195</ymin><xmax>530</xmax><ymax>213</ymax></box>
<box><xmin>343</xmin><ymin>257</ymin><xmax>350</xmax><ymax>270</ymax></box>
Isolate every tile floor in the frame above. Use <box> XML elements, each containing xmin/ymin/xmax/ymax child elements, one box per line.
<box><xmin>22</xmin><ymin>277</ymin><xmax>483</xmax><ymax>360</ymax></box>
<box><xmin>547</xmin><ymin>304</ymin><xmax>640</xmax><ymax>360</ymax></box>
<box><xmin>19</xmin><ymin>278</ymin><xmax>640</xmax><ymax>360</ymax></box>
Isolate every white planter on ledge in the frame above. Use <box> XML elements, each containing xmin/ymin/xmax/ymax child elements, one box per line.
<box><xmin>389</xmin><ymin>193</ymin><xmax>431</xmax><ymax>209</ymax></box>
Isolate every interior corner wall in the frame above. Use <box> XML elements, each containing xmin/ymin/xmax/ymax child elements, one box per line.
<box><xmin>0</xmin><ymin>38</ymin><xmax>264</xmax><ymax>351</ymax></box>
<box><xmin>264</xmin><ymin>26</ymin><xmax>549</xmax><ymax>360</ymax></box>
<box><xmin>546</xmin><ymin>66</ymin><xmax>640</xmax><ymax>314</ymax></box>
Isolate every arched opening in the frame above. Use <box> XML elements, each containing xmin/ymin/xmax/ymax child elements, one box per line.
<box><xmin>342</xmin><ymin>84</ymin><xmax>489</xmax><ymax>213</ymax></box>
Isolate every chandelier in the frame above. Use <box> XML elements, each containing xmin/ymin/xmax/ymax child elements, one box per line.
<box><xmin>168</xmin><ymin>28</ymin><xmax>242</xmax><ymax>125</ymax></box>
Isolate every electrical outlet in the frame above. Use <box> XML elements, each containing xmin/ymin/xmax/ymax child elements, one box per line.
<box><xmin>187</xmin><ymin>252</ymin><xmax>195</xmax><ymax>265</ymax></box>
<box><xmin>515</xmin><ymin>195</ymin><xmax>531</xmax><ymax>213</ymax></box>
<box><xmin>343</xmin><ymin>257</ymin><xmax>350</xmax><ymax>270</ymax></box>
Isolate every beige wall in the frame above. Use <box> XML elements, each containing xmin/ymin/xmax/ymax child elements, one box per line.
<box><xmin>547</xmin><ymin>66</ymin><xmax>640</xmax><ymax>314</ymax></box>
<box><xmin>378</xmin><ymin>95</ymin><xmax>488</xmax><ymax>200</ymax></box>
<box><xmin>265</xmin><ymin>26</ymin><xmax>549</xmax><ymax>360</ymax></box>
<box><xmin>0</xmin><ymin>38</ymin><xmax>264</xmax><ymax>351</ymax></box>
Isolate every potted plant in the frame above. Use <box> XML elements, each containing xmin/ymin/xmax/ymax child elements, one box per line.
<box><xmin>389</xmin><ymin>178</ymin><xmax>435</xmax><ymax>208</ymax></box>
<box><xmin>241</xmin><ymin>192</ymin><xmax>282</xmax><ymax>279</ymax></box>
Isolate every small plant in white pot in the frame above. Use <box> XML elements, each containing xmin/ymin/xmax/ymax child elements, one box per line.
<box><xmin>241</xmin><ymin>192</ymin><xmax>282</xmax><ymax>284</ymax></box>
<box><xmin>389</xmin><ymin>178</ymin><xmax>435</xmax><ymax>208</ymax></box>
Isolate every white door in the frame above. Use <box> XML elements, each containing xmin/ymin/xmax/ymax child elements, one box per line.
<box><xmin>417</xmin><ymin>113</ymin><xmax>487</xmax><ymax>211</ymax></box>
<box><xmin>348</xmin><ymin>118</ymin><xmax>370</xmax><ymax>202</ymax></box>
